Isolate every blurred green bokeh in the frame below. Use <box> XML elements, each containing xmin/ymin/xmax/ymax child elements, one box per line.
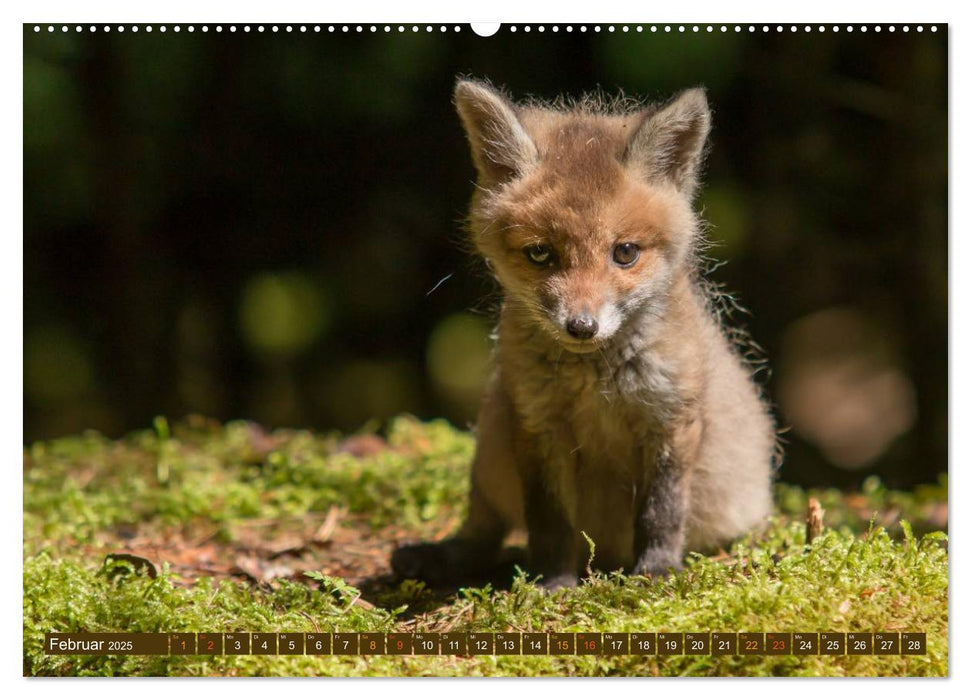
<box><xmin>23</xmin><ymin>25</ymin><xmax>947</xmax><ymax>489</ymax></box>
<box><xmin>24</xmin><ymin>324</ymin><xmax>93</xmax><ymax>402</ymax></box>
<box><xmin>239</xmin><ymin>272</ymin><xmax>330</xmax><ymax>358</ymax></box>
<box><xmin>427</xmin><ymin>313</ymin><xmax>494</xmax><ymax>412</ymax></box>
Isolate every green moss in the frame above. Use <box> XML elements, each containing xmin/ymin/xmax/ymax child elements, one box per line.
<box><xmin>23</xmin><ymin>417</ymin><xmax>948</xmax><ymax>677</ymax></box>
<box><xmin>24</xmin><ymin>416</ymin><xmax>474</xmax><ymax>545</ymax></box>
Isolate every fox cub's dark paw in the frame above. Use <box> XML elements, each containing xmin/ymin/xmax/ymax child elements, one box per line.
<box><xmin>632</xmin><ymin>550</ymin><xmax>684</xmax><ymax>579</ymax></box>
<box><xmin>390</xmin><ymin>542</ymin><xmax>452</xmax><ymax>585</ymax></box>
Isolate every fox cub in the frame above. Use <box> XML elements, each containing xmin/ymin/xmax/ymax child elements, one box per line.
<box><xmin>392</xmin><ymin>80</ymin><xmax>776</xmax><ymax>589</ymax></box>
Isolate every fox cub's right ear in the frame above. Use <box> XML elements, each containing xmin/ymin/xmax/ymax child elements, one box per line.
<box><xmin>454</xmin><ymin>79</ymin><xmax>537</xmax><ymax>186</ymax></box>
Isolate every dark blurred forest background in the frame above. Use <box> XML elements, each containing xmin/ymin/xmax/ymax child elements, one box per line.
<box><xmin>23</xmin><ymin>24</ymin><xmax>947</xmax><ymax>489</ymax></box>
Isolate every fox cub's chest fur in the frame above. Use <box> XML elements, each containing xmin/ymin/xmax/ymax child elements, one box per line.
<box><xmin>502</xmin><ymin>309</ymin><xmax>680</xmax><ymax>463</ymax></box>
<box><xmin>390</xmin><ymin>79</ymin><xmax>776</xmax><ymax>590</ymax></box>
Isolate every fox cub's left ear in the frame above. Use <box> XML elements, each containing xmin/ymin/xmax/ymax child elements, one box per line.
<box><xmin>626</xmin><ymin>88</ymin><xmax>711</xmax><ymax>198</ymax></box>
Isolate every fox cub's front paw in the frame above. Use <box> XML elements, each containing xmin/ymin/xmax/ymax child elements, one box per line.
<box><xmin>390</xmin><ymin>542</ymin><xmax>452</xmax><ymax>584</ymax></box>
<box><xmin>632</xmin><ymin>549</ymin><xmax>684</xmax><ymax>579</ymax></box>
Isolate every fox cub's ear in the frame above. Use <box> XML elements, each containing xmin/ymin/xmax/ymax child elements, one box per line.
<box><xmin>626</xmin><ymin>88</ymin><xmax>711</xmax><ymax>198</ymax></box>
<box><xmin>454</xmin><ymin>79</ymin><xmax>537</xmax><ymax>186</ymax></box>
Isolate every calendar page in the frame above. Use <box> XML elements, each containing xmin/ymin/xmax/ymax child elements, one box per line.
<box><xmin>22</xmin><ymin>16</ymin><xmax>949</xmax><ymax>679</ymax></box>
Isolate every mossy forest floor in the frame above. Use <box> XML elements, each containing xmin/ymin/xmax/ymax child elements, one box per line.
<box><xmin>23</xmin><ymin>416</ymin><xmax>948</xmax><ymax>677</ymax></box>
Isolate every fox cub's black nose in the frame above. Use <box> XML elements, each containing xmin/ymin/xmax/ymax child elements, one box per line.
<box><xmin>566</xmin><ymin>315</ymin><xmax>599</xmax><ymax>340</ymax></box>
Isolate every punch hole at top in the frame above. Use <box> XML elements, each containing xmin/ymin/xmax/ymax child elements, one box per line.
<box><xmin>471</xmin><ymin>23</ymin><xmax>500</xmax><ymax>37</ymax></box>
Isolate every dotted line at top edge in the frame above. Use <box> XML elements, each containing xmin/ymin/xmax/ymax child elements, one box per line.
<box><xmin>29</xmin><ymin>24</ymin><xmax>941</xmax><ymax>34</ymax></box>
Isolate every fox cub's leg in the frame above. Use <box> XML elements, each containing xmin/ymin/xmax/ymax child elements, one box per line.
<box><xmin>632</xmin><ymin>416</ymin><xmax>701</xmax><ymax>577</ymax></box>
<box><xmin>523</xmin><ymin>468</ymin><xmax>579</xmax><ymax>590</ymax></box>
<box><xmin>518</xmin><ymin>431</ymin><xmax>580</xmax><ymax>590</ymax></box>
<box><xmin>390</xmin><ymin>376</ymin><xmax>519</xmax><ymax>584</ymax></box>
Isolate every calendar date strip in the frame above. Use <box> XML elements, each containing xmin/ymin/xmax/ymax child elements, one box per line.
<box><xmin>44</xmin><ymin>631</ymin><xmax>927</xmax><ymax>656</ymax></box>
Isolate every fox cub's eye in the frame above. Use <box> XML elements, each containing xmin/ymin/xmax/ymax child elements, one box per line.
<box><xmin>612</xmin><ymin>243</ymin><xmax>640</xmax><ymax>267</ymax></box>
<box><xmin>524</xmin><ymin>244</ymin><xmax>554</xmax><ymax>266</ymax></box>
